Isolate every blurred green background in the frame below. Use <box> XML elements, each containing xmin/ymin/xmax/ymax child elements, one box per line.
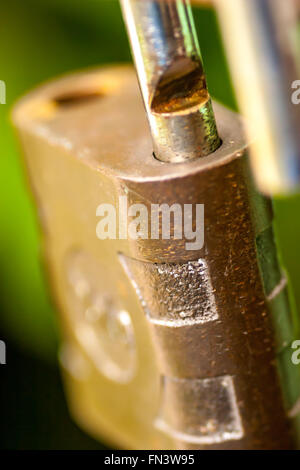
<box><xmin>0</xmin><ymin>0</ymin><xmax>300</xmax><ymax>449</ymax></box>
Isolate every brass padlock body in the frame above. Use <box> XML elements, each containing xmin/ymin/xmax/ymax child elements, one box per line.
<box><xmin>13</xmin><ymin>66</ymin><xmax>300</xmax><ymax>449</ymax></box>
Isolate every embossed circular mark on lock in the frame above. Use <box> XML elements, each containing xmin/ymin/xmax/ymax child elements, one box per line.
<box><xmin>65</xmin><ymin>250</ymin><xmax>137</xmax><ymax>384</ymax></box>
<box><xmin>59</xmin><ymin>342</ymin><xmax>91</xmax><ymax>382</ymax></box>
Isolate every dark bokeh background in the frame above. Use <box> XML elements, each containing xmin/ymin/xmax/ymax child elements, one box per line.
<box><xmin>0</xmin><ymin>0</ymin><xmax>300</xmax><ymax>450</ymax></box>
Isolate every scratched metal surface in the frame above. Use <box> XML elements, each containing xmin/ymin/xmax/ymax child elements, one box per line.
<box><xmin>13</xmin><ymin>66</ymin><xmax>299</xmax><ymax>449</ymax></box>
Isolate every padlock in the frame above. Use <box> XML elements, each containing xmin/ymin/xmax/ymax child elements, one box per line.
<box><xmin>13</xmin><ymin>0</ymin><xmax>300</xmax><ymax>450</ymax></box>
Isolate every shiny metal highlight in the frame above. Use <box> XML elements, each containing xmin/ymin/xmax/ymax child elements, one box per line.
<box><xmin>120</xmin><ymin>0</ymin><xmax>221</xmax><ymax>162</ymax></box>
<box><xmin>217</xmin><ymin>0</ymin><xmax>300</xmax><ymax>194</ymax></box>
